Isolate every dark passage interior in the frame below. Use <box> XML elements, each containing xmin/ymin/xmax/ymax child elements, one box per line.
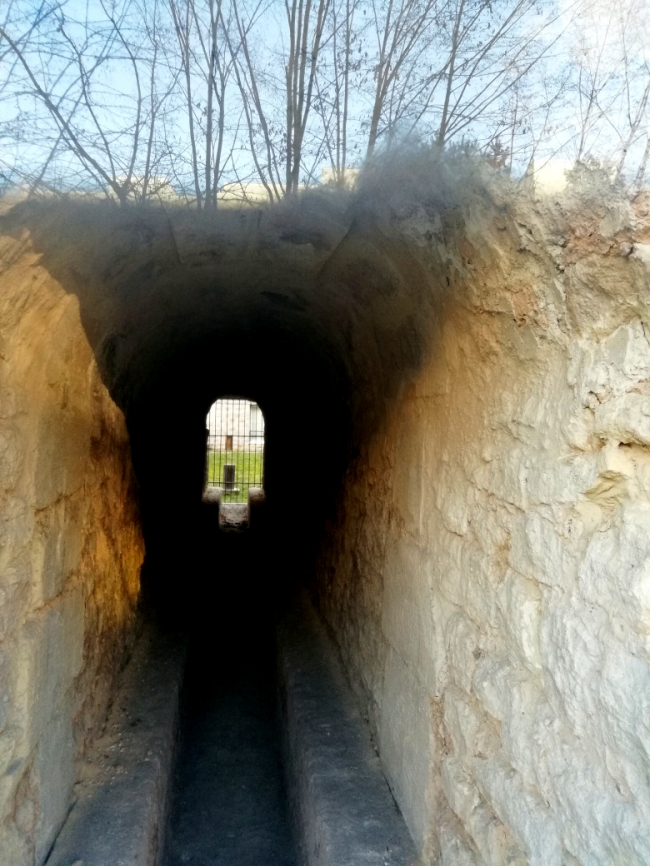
<box><xmin>102</xmin><ymin>195</ymin><xmax>431</xmax><ymax>862</ymax></box>
<box><xmin>163</xmin><ymin>522</ymin><xmax>298</xmax><ymax>866</ymax></box>
<box><xmin>129</xmin><ymin>316</ymin><xmax>349</xmax><ymax>617</ymax></box>
<box><xmin>122</xmin><ymin>242</ymin><xmax>361</xmax><ymax>862</ymax></box>
<box><xmin>43</xmin><ymin>189</ymin><xmax>436</xmax><ymax>621</ymax></box>
<box><xmin>119</xmin><ymin>242</ymin><xmax>353</xmax><ymax>861</ymax></box>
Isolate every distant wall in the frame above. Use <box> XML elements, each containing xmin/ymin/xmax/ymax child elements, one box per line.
<box><xmin>0</xmin><ymin>232</ymin><xmax>144</xmax><ymax>864</ymax></box>
<box><xmin>316</xmin><ymin>182</ymin><xmax>650</xmax><ymax>865</ymax></box>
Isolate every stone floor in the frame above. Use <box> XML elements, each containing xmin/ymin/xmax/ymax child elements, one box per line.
<box><xmin>162</xmin><ymin>531</ymin><xmax>298</xmax><ymax>866</ymax></box>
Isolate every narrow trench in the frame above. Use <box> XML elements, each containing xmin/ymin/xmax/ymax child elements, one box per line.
<box><xmin>121</xmin><ymin>318</ymin><xmax>375</xmax><ymax>862</ymax></box>
<box><xmin>7</xmin><ymin>186</ymin><xmax>644</xmax><ymax>866</ymax></box>
<box><xmin>117</xmin><ymin>312</ymin><xmax>356</xmax><ymax>863</ymax></box>
<box><xmin>8</xmin><ymin>198</ymin><xmax>427</xmax><ymax>864</ymax></box>
<box><xmin>162</xmin><ymin>512</ymin><xmax>299</xmax><ymax>866</ymax></box>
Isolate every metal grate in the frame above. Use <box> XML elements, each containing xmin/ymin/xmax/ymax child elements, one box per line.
<box><xmin>206</xmin><ymin>398</ymin><xmax>265</xmax><ymax>502</ymax></box>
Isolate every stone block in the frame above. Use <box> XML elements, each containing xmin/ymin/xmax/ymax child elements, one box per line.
<box><xmin>16</xmin><ymin>588</ymin><xmax>84</xmax><ymax>751</ymax></box>
<box><xmin>379</xmin><ymin>646</ymin><xmax>435</xmax><ymax>852</ymax></box>
<box><xmin>441</xmin><ymin>757</ymin><xmax>526</xmax><ymax>866</ymax></box>
<box><xmin>440</xmin><ymin>756</ymin><xmax>481</xmax><ymax>825</ymax></box>
<box><xmin>30</xmin><ymin>501</ymin><xmax>83</xmax><ymax>606</ymax></box>
<box><xmin>34</xmin><ymin>697</ymin><xmax>75</xmax><ymax>865</ymax></box>
<box><xmin>0</xmin><ymin>818</ymin><xmax>31</xmax><ymax>866</ymax></box>
<box><xmin>497</xmin><ymin>570</ymin><xmax>542</xmax><ymax>671</ymax></box>
<box><xmin>392</xmin><ymin>420</ymin><xmax>425</xmax><ymax>532</ymax></box>
<box><xmin>437</xmin><ymin>806</ymin><xmax>478</xmax><ymax>866</ymax></box>
<box><xmin>445</xmin><ymin>611</ymin><xmax>479</xmax><ymax>693</ymax></box>
<box><xmin>381</xmin><ymin>538</ymin><xmax>441</xmax><ymax>695</ymax></box>
<box><xmin>34</xmin><ymin>410</ymin><xmax>91</xmax><ymax>509</ymax></box>
<box><xmin>45</xmin><ymin>625</ymin><xmax>187</xmax><ymax>866</ymax></box>
<box><xmin>0</xmin><ymin>423</ymin><xmax>24</xmax><ymax>499</ymax></box>
<box><xmin>276</xmin><ymin>597</ymin><xmax>417</xmax><ymax>866</ymax></box>
<box><xmin>0</xmin><ymin>497</ymin><xmax>34</xmax><ymax>570</ymax></box>
<box><xmin>474</xmin><ymin>755</ymin><xmax>562</xmax><ymax>866</ymax></box>
<box><xmin>443</xmin><ymin>686</ymin><xmax>499</xmax><ymax>765</ymax></box>
<box><xmin>509</xmin><ymin>510</ymin><xmax>580</xmax><ymax>588</ymax></box>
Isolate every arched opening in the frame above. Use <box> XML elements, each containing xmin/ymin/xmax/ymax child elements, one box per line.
<box><xmin>205</xmin><ymin>397</ymin><xmax>265</xmax><ymax>502</ymax></box>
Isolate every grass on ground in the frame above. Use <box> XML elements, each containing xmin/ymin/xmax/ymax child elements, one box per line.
<box><xmin>206</xmin><ymin>450</ymin><xmax>264</xmax><ymax>503</ymax></box>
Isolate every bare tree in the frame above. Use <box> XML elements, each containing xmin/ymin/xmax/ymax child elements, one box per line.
<box><xmin>1</xmin><ymin>13</ymin><xmax>128</xmax><ymax>201</ymax></box>
<box><xmin>228</xmin><ymin>0</ymin><xmax>332</xmax><ymax>196</ymax></box>
<box><xmin>612</xmin><ymin>0</ymin><xmax>650</xmax><ymax>180</ymax></box>
<box><xmin>226</xmin><ymin>0</ymin><xmax>285</xmax><ymax>200</ymax></box>
<box><xmin>3</xmin><ymin>0</ymin><xmax>650</xmax><ymax>202</ymax></box>
<box><xmin>0</xmin><ymin>0</ymin><xmax>167</xmax><ymax>202</ymax></box>
<box><xmin>284</xmin><ymin>0</ymin><xmax>331</xmax><ymax>191</ymax></box>
<box><xmin>138</xmin><ymin>0</ymin><xmax>180</xmax><ymax>201</ymax></box>
<box><xmin>634</xmin><ymin>129</ymin><xmax>650</xmax><ymax>189</ymax></box>
<box><xmin>365</xmin><ymin>0</ymin><xmax>440</xmax><ymax>158</ymax></box>
<box><xmin>547</xmin><ymin>0</ymin><xmax>650</xmax><ymax>183</ymax></box>
<box><xmin>169</xmin><ymin>0</ymin><xmax>203</xmax><ymax>204</ymax></box>
<box><xmin>313</xmin><ymin>0</ymin><xmax>365</xmax><ymax>183</ymax></box>
<box><xmin>433</xmin><ymin>0</ymin><xmax>570</xmax><ymax>154</ymax></box>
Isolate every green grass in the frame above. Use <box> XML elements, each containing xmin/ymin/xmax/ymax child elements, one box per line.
<box><xmin>206</xmin><ymin>449</ymin><xmax>264</xmax><ymax>503</ymax></box>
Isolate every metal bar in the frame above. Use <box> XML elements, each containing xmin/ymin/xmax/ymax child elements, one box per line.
<box><xmin>205</xmin><ymin>397</ymin><xmax>265</xmax><ymax>501</ymax></box>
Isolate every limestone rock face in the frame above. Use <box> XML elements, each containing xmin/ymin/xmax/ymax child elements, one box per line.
<box><xmin>316</xmin><ymin>183</ymin><xmax>650</xmax><ymax>865</ymax></box>
<box><xmin>0</xmin><ymin>233</ymin><xmax>144</xmax><ymax>864</ymax></box>
<box><xmin>2</xmin><ymin>168</ymin><xmax>650</xmax><ymax>866</ymax></box>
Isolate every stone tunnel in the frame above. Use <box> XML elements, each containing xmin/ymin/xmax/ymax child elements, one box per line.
<box><xmin>2</xmin><ymin>159</ymin><xmax>650</xmax><ymax>866</ymax></box>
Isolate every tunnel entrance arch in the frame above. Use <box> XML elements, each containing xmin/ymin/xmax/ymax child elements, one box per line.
<box><xmin>205</xmin><ymin>397</ymin><xmax>265</xmax><ymax>502</ymax></box>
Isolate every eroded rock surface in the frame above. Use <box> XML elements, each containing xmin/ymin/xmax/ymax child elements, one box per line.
<box><xmin>0</xmin><ymin>234</ymin><xmax>144</xmax><ymax>863</ymax></box>
<box><xmin>316</xmin><ymin>181</ymin><xmax>650</xmax><ymax>864</ymax></box>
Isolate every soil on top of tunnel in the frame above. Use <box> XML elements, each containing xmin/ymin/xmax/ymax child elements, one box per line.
<box><xmin>162</xmin><ymin>514</ymin><xmax>298</xmax><ymax>866</ymax></box>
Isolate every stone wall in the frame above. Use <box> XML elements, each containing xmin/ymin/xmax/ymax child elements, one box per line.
<box><xmin>316</xmin><ymin>179</ymin><xmax>650</xmax><ymax>865</ymax></box>
<box><xmin>0</xmin><ymin>231</ymin><xmax>144</xmax><ymax>864</ymax></box>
